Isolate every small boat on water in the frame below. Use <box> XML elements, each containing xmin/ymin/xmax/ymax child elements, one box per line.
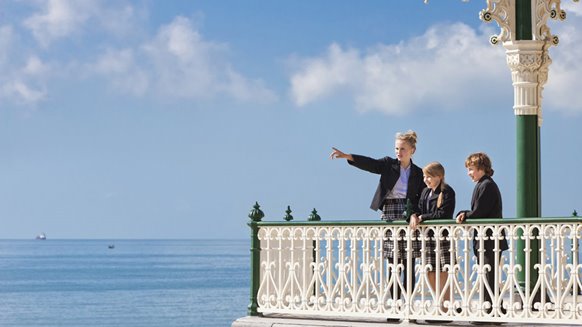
<box><xmin>108</xmin><ymin>244</ymin><xmax>115</xmax><ymax>249</ymax></box>
<box><xmin>36</xmin><ymin>233</ymin><xmax>46</xmax><ymax>240</ymax></box>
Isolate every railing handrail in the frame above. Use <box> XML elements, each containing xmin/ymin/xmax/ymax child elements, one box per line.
<box><xmin>255</xmin><ymin>216</ymin><xmax>582</xmax><ymax>226</ymax></box>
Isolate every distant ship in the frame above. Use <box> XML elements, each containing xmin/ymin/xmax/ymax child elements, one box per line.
<box><xmin>36</xmin><ymin>233</ymin><xmax>46</xmax><ymax>240</ymax></box>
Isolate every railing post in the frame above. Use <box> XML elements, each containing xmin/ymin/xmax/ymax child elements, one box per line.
<box><xmin>306</xmin><ymin>208</ymin><xmax>318</xmax><ymax>300</ymax></box>
<box><xmin>403</xmin><ymin>199</ymin><xmax>413</xmax><ymax>319</ymax></box>
<box><xmin>308</xmin><ymin>208</ymin><xmax>321</xmax><ymax>221</ymax></box>
<box><xmin>247</xmin><ymin>202</ymin><xmax>264</xmax><ymax>316</ymax></box>
<box><xmin>284</xmin><ymin>206</ymin><xmax>293</xmax><ymax>222</ymax></box>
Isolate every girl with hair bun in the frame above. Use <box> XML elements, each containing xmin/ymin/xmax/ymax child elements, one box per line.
<box><xmin>330</xmin><ymin>130</ymin><xmax>426</xmax><ymax>302</ymax></box>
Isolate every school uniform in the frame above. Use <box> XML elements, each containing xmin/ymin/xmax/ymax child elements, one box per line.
<box><xmin>460</xmin><ymin>175</ymin><xmax>509</xmax><ymax>254</ymax></box>
<box><xmin>347</xmin><ymin>154</ymin><xmax>425</xmax><ymax>213</ymax></box>
<box><xmin>458</xmin><ymin>175</ymin><xmax>509</xmax><ymax>313</ymax></box>
<box><xmin>347</xmin><ymin>154</ymin><xmax>425</xmax><ymax>299</ymax></box>
<box><xmin>416</xmin><ymin>183</ymin><xmax>456</xmax><ymax>267</ymax></box>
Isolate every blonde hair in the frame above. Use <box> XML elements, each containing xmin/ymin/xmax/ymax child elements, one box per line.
<box><xmin>395</xmin><ymin>130</ymin><xmax>418</xmax><ymax>149</ymax></box>
<box><xmin>423</xmin><ymin>161</ymin><xmax>446</xmax><ymax>208</ymax></box>
<box><xmin>465</xmin><ymin>152</ymin><xmax>494</xmax><ymax>177</ymax></box>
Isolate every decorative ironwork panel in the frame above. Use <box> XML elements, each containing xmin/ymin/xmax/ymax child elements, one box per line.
<box><xmin>255</xmin><ymin>221</ymin><xmax>582</xmax><ymax>325</ymax></box>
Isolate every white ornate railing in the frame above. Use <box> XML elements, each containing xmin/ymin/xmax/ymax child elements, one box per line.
<box><xmin>253</xmin><ymin>218</ymin><xmax>582</xmax><ymax>325</ymax></box>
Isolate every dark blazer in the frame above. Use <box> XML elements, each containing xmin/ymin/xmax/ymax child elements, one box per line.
<box><xmin>458</xmin><ymin>175</ymin><xmax>509</xmax><ymax>253</ymax></box>
<box><xmin>416</xmin><ymin>183</ymin><xmax>456</xmax><ymax>221</ymax></box>
<box><xmin>348</xmin><ymin>154</ymin><xmax>425</xmax><ymax>213</ymax></box>
<box><xmin>416</xmin><ymin>183</ymin><xmax>455</xmax><ymax>238</ymax></box>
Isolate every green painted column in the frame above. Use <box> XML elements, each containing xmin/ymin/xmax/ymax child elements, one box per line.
<box><xmin>247</xmin><ymin>202</ymin><xmax>264</xmax><ymax>316</ymax></box>
<box><xmin>514</xmin><ymin>0</ymin><xmax>540</xmax><ymax>291</ymax></box>
<box><xmin>515</xmin><ymin>116</ymin><xmax>540</xmax><ymax>287</ymax></box>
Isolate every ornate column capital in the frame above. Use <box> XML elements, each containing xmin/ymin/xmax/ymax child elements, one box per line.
<box><xmin>503</xmin><ymin>41</ymin><xmax>548</xmax><ymax>120</ymax></box>
<box><xmin>480</xmin><ymin>0</ymin><xmax>579</xmax><ymax>126</ymax></box>
<box><xmin>505</xmin><ymin>41</ymin><xmax>544</xmax><ymax>72</ymax></box>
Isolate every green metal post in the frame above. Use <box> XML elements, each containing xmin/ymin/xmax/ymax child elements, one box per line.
<box><xmin>514</xmin><ymin>0</ymin><xmax>540</xmax><ymax>294</ymax></box>
<box><xmin>284</xmin><ymin>206</ymin><xmax>294</xmax><ymax>222</ymax></box>
<box><xmin>248</xmin><ymin>202</ymin><xmax>264</xmax><ymax>316</ymax></box>
<box><xmin>516</xmin><ymin>116</ymin><xmax>540</xmax><ymax>286</ymax></box>
<box><xmin>515</xmin><ymin>0</ymin><xmax>532</xmax><ymax>40</ymax></box>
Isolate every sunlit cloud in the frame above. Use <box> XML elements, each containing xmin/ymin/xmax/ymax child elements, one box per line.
<box><xmin>0</xmin><ymin>26</ymin><xmax>13</xmax><ymax>65</ymax></box>
<box><xmin>543</xmin><ymin>8</ymin><xmax>582</xmax><ymax>115</ymax></box>
<box><xmin>1</xmin><ymin>80</ymin><xmax>47</xmax><ymax>104</ymax></box>
<box><xmin>0</xmin><ymin>25</ymin><xmax>48</xmax><ymax>106</ymax></box>
<box><xmin>289</xmin><ymin>19</ymin><xmax>582</xmax><ymax>116</ymax></box>
<box><xmin>289</xmin><ymin>22</ymin><xmax>511</xmax><ymax>115</ymax></box>
<box><xmin>223</xmin><ymin>68</ymin><xmax>278</xmax><ymax>104</ymax></box>
<box><xmin>142</xmin><ymin>16</ymin><xmax>227</xmax><ymax>99</ymax></box>
<box><xmin>23</xmin><ymin>56</ymin><xmax>50</xmax><ymax>76</ymax></box>
<box><xmin>3</xmin><ymin>2</ymin><xmax>277</xmax><ymax>107</ymax></box>
<box><xmin>22</xmin><ymin>0</ymin><xmax>140</xmax><ymax>47</ymax></box>
<box><xmin>90</xmin><ymin>16</ymin><xmax>277</xmax><ymax>103</ymax></box>
<box><xmin>23</xmin><ymin>0</ymin><xmax>96</xmax><ymax>47</ymax></box>
<box><xmin>91</xmin><ymin>48</ymin><xmax>149</xmax><ymax>96</ymax></box>
<box><xmin>561</xmin><ymin>2</ymin><xmax>582</xmax><ymax>17</ymax></box>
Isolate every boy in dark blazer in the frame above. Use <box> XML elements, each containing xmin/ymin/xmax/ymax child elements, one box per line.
<box><xmin>456</xmin><ymin>152</ymin><xmax>508</xmax><ymax>316</ymax></box>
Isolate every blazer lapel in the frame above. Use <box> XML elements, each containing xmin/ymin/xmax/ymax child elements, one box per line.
<box><xmin>391</xmin><ymin>161</ymin><xmax>401</xmax><ymax>176</ymax></box>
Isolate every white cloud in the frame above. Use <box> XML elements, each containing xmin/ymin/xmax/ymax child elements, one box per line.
<box><xmin>90</xmin><ymin>16</ymin><xmax>277</xmax><ymax>103</ymax></box>
<box><xmin>97</xmin><ymin>4</ymin><xmax>140</xmax><ymax>37</ymax></box>
<box><xmin>224</xmin><ymin>68</ymin><xmax>278</xmax><ymax>104</ymax></box>
<box><xmin>142</xmin><ymin>16</ymin><xmax>222</xmax><ymax>98</ymax></box>
<box><xmin>22</xmin><ymin>0</ymin><xmax>141</xmax><ymax>47</ymax></box>
<box><xmin>0</xmin><ymin>26</ymin><xmax>13</xmax><ymax>65</ymax></box>
<box><xmin>23</xmin><ymin>56</ymin><xmax>50</xmax><ymax>76</ymax></box>
<box><xmin>91</xmin><ymin>48</ymin><xmax>149</xmax><ymax>96</ymax></box>
<box><xmin>289</xmin><ymin>14</ymin><xmax>582</xmax><ymax>116</ymax></box>
<box><xmin>543</xmin><ymin>9</ymin><xmax>582</xmax><ymax>115</ymax></box>
<box><xmin>0</xmin><ymin>25</ymin><xmax>48</xmax><ymax>106</ymax></box>
<box><xmin>2</xmin><ymin>80</ymin><xmax>47</xmax><ymax>104</ymax></box>
<box><xmin>291</xmin><ymin>44</ymin><xmax>361</xmax><ymax>107</ymax></box>
<box><xmin>23</xmin><ymin>0</ymin><xmax>95</xmax><ymax>47</ymax></box>
<box><xmin>289</xmin><ymin>22</ymin><xmax>509</xmax><ymax>115</ymax></box>
<box><xmin>7</xmin><ymin>6</ymin><xmax>277</xmax><ymax>107</ymax></box>
<box><xmin>561</xmin><ymin>2</ymin><xmax>582</xmax><ymax>17</ymax></box>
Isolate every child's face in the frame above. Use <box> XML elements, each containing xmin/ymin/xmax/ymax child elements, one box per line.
<box><xmin>423</xmin><ymin>174</ymin><xmax>442</xmax><ymax>191</ymax></box>
<box><xmin>394</xmin><ymin>139</ymin><xmax>414</xmax><ymax>163</ymax></box>
<box><xmin>467</xmin><ymin>165</ymin><xmax>485</xmax><ymax>183</ymax></box>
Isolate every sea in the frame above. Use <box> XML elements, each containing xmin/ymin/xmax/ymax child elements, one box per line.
<box><xmin>0</xmin><ymin>239</ymin><xmax>249</xmax><ymax>327</ymax></box>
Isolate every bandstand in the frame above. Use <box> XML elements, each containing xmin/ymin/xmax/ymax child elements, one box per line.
<box><xmin>233</xmin><ymin>1</ymin><xmax>582</xmax><ymax>326</ymax></box>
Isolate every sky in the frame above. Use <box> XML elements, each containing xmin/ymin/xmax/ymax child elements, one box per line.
<box><xmin>1</xmin><ymin>1</ymin><xmax>581</xmax><ymax>240</ymax></box>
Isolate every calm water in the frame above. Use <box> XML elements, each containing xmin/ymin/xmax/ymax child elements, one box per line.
<box><xmin>0</xmin><ymin>239</ymin><xmax>249</xmax><ymax>327</ymax></box>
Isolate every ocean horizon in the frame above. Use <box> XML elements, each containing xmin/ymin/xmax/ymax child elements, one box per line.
<box><xmin>0</xmin><ymin>239</ymin><xmax>250</xmax><ymax>327</ymax></box>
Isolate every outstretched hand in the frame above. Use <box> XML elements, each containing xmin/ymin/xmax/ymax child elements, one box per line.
<box><xmin>330</xmin><ymin>147</ymin><xmax>349</xmax><ymax>160</ymax></box>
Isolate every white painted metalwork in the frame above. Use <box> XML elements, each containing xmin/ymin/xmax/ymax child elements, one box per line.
<box><xmin>256</xmin><ymin>221</ymin><xmax>582</xmax><ymax>325</ymax></box>
<box><xmin>480</xmin><ymin>0</ymin><xmax>579</xmax><ymax>126</ymax></box>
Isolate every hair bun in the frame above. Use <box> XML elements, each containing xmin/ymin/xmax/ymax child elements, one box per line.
<box><xmin>396</xmin><ymin>130</ymin><xmax>418</xmax><ymax>148</ymax></box>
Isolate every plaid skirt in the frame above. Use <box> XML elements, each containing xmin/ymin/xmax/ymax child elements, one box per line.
<box><xmin>381</xmin><ymin>199</ymin><xmax>421</xmax><ymax>260</ymax></box>
<box><xmin>422</xmin><ymin>230</ymin><xmax>453</xmax><ymax>267</ymax></box>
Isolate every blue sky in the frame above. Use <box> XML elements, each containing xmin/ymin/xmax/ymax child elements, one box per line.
<box><xmin>1</xmin><ymin>1</ymin><xmax>581</xmax><ymax>239</ymax></box>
